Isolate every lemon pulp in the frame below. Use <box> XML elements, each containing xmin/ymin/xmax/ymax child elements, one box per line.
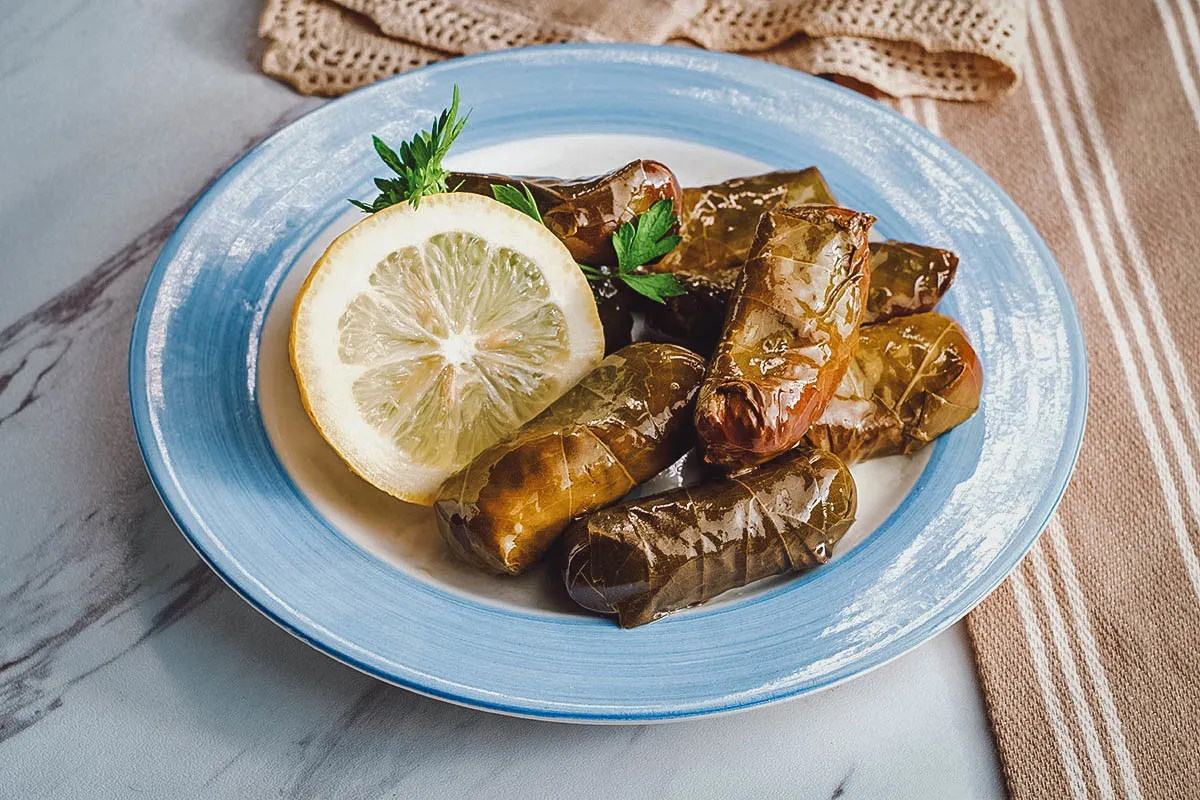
<box><xmin>290</xmin><ymin>192</ymin><xmax>604</xmax><ymax>505</ymax></box>
<box><xmin>337</xmin><ymin>231</ymin><xmax>570</xmax><ymax>469</ymax></box>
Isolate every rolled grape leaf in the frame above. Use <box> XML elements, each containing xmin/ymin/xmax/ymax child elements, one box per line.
<box><xmin>435</xmin><ymin>343</ymin><xmax>706</xmax><ymax>575</ymax></box>
<box><xmin>585</xmin><ymin>276</ymin><xmax>635</xmax><ymax>355</ymax></box>
<box><xmin>861</xmin><ymin>242</ymin><xmax>958</xmax><ymax>325</ymax></box>
<box><xmin>451</xmin><ymin>160</ymin><xmax>682</xmax><ymax>266</ymax></box>
<box><xmin>694</xmin><ymin>205</ymin><xmax>875</xmax><ymax>467</ymax></box>
<box><xmin>805</xmin><ymin>312</ymin><xmax>983</xmax><ymax>463</ymax></box>
<box><xmin>562</xmin><ymin>447</ymin><xmax>857</xmax><ymax>628</ymax></box>
<box><xmin>653</xmin><ymin>168</ymin><xmax>837</xmax><ymax>280</ymax></box>
<box><xmin>639</xmin><ymin>271</ymin><xmax>731</xmax><ymax>356</ymax></box>
<box><xmin>644</xmin><ymin>241</ymin><xmax>959</xmax><ymax>356</ymax></box>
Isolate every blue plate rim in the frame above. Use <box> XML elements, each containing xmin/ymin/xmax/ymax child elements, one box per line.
<box><xmin>128</xmin><ymin>43</ymin><xmax>1089</xmax><ymax>722</ymax></box>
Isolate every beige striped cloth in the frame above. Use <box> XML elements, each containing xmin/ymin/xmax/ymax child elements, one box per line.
<box><xmin>258</xmin><ymin>0</ymin><xmax>1200</xmax><ymax>795</ymax></box>
<box><xmin>950</xmin><ymin>0</ymin><xmax>1200</xmax><ymax>793</ymax></box>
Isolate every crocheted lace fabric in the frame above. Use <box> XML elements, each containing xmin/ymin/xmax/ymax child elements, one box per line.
<box><xmin>260</xmin><ymin>0</ymin><xmax>1027</xmax><ymax>100</ymax></box>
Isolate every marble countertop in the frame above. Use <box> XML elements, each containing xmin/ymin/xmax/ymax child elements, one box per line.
<box><xmin>0</xmin><ymin>3</ymin><xmax>1004</xmax><ymax>797</ymax></box>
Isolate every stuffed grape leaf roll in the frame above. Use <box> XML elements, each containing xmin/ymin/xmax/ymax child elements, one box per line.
<box><xmin>644</xmin><ymin>241</ymin><xmax>959</xmax><ymax>356</ymax></box>
<box><xmin>450</xmin><ymin>159</ymin><xmax>682</xmax><ymax>266</ymax></box>
<box><xmin>639</xmin><ymin>272</ymin><xmax>730</xmax><ymax>356</ymax></box>
<box><xmin>589</xmin><ymin>277</ymin><xmax>635</xmax><ymax>354</ymax></box>
<box><xmin>435</xmin><ymin>343</ymin><xmax>705</xmax><ymax>575</ymax></box>
<box><xmin>562</xmin><ymin>447</ymin><xmax>857</xmax><ymax>628</ymax></box>
<box><xmin>655</xmin><ymin>168</ymin><xmax>837</xmax><ymax>280</ymax></box>
<box><xmin>804</xmin><ymin>312</ymin><xmax>983</xmax><ymax>463</ymax></box>
<box><xmin>861</xmin><ymin>242</ymin><xmax>958</xmax><ymax>325</ymax></box>
<box><xmin>695</xmin><ymin>205</ymin><xmax>875</xmax><ymax>467</ymax></box>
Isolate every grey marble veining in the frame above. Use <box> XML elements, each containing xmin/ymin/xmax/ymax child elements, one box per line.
<box><xmin>0</xmin><ymin>2</ymin><xmax>1005</xmax><ymax>797</ymax></box>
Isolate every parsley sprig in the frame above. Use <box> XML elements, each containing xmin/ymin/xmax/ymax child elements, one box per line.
<box><xmin>490</xmin><ymin>183</ymin><xmax>543</xmax><ymax>224</ymax></box>
<box><xmin>492</xmin><ymin>187</ymin><xmax>687</xmax><ymax>305</ymax></box>
<box><xmin>603</xmin><ymin>199</ymin><xmax>687</xmax><ymax>304</ymax></box>
<box><xmin>611</xmin><ymin>199</ymin><xmax>682</xmax><ymax>270</ymax></box>
<box><xmin>351</xmin><ymin>86</ymin><xmax>470</xmax><ymax>212</ymax></box>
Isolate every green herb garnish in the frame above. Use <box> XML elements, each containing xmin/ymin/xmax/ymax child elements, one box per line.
<box><xmin>609</xmin><ymin>200</ymin><xmax>687</xmax><ymax>304</ymax></box>
<box><xmin>351</xmin><ymin>86</ymin><xmax>470</xmax><ymax>212</ymax></box>
<box><xmin>613</xmin><ymin>199</ymin><xmax>681</xmax><ymax>270</ymax></box>
<box><xmin>616</xmin><ymin>271</ymin><xmax>687</xmax><ymax>303</ymax></box>
<box><xmin>491</xmin><ymin>184</ymin><xmax>686</xmax><ymax>304</ymax></box>
<box><xmin>490</xmin><ymin>183</ymin><xmax>543</xmax><ymax>224</ymax></box>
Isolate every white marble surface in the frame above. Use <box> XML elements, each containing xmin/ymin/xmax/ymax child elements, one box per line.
<box><xmin>0</xmin><ymin>2</ymin><xmax>1005</xmax><ymax>797</ymax></box>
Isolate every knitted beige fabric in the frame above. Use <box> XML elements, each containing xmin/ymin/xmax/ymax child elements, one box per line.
<box><xmin>336</xmin><ymin>0</ymin><xmax>704</xmax><ymax>50</ymax></box>
<box><xmin>259</xmin><ymin>0</ymin><xmax>1028</xmax><ymax>100</ymax></box>
<box><xmin>259</xmin><ymin>0</ymin><xmax>445</xmax><ymax>96</ymax></box>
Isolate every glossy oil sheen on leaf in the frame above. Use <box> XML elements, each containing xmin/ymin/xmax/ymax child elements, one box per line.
<box><xmin>434</xmin><ymin>343</ymin><xmax>706</xmax><ymax>575</ymax></box>
<box><xmin>861</xmin><ymin>242</ymin><xmax>958</xmax><ymax>325</ymax></box>
<box><xmin>639</xmin><ymin>271</ymin><xmax>732</xmax><ymax>356</ymax></box>
<box><xmin>562</xmin><ymin>447</ymin><xmax>857</xmax><ymax>628</ymax></box>
<box><xmin>804</xmin><ymin>312</ymin><xmax>983</xmax><ymax>463</ymax></box>
<box><xmin>639</xmin><ymin>168</ymin><xmax>957</xmax><ymax>355</ymax></box>
<box><xmin>644</xmin><ymin>241</ymin><xmax>959</xmax><ymax>357</ymax></box>
<box><xmin>694</xmin><ymin>205</ymin><xmax>875</xmax><ymax>467</ymax></box>
<box><xmin>588</xmin><ymin>277</ymin><xmax>635</xmax><ymax>354</ymax></box>
<box><xmin>451</xmin><ymin>160</ymin><xmax>682</xmax><ymax>266</ymax></box>
<box><xmin>652</xmin><ymin>168</ymin><xmax>837</xmax><ymax>281</ymax></box>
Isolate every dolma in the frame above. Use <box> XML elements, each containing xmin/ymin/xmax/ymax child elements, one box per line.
<box><xmin>435</xmin><ymin>343</ymin><xmax>705</xmax><ymax>575</ymax></box>
<box><xmin>644</xmin><ymin>241</ymin><xmax>958</xmax><ymax>356</ymax></box>
<box><xmin>804</xmin><ymin>312</ymin><xmax>983</xmax><ymax>463</ymax></box>
<box><xmin>640</xmin><ymin>272</ymin><xmax>730</xmax><ymax>356</ymax></box>
<box><xmin>589</xmin><ymin>276</ymin><xmax>634</xmax><ymax>355</ymax></box>
<box><xmin>451</xmin><ymin>159</ymin><xmax>682</xmax><ymax>266</ymax></box>
<box><xmin>655</xmin><ymin>168</ymin><xmax>837</xmax><ymax>280</ymax></box>
<box><xmin>694</xmin><ymin>205</ymin><xmax>875</xmax><ymax>468</ymax></box>
<box><xmin>861</xmin><ymin>242</ymin><xmax>958</xmax><ymax>325</ymax></box>
<box><xmin>562</xmin><ymin>447</ymin><xmax>857</xmax><ymax>628</ymax></box>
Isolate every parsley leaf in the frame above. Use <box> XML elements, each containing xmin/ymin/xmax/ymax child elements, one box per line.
<box><xmin>612</xmin><ymin>199</ymin><xmax>683</xmax><ymax>272</ymax></box>
<box><xmin>620</xmin><ymin>272</ymin><xmax>688</xmax><ymax>302</ymax></box>
<box><xmin>350</xmin><ymin>85</ymin><xmax>470</xmax><ymax>212</ymax></box>
<box><xmin>490</xmin><ymin>183</ymin><xmax>543</xmax><ymax>224</ymax></box>
<box><xmin>610</xmin><ymin>199</ymin><xmax>686</xmax><ymax>304</ymax></box>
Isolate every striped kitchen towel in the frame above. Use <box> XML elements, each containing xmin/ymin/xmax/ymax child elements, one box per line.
<box><xmin>907</xmin><ymin>0</ymin><xmax>1200</xmax><ymax>794</ymax></box>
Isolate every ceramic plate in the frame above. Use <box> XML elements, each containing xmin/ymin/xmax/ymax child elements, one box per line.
<box><xmin>130</xmin><ymin>45</ymin><xmax>1086</xmax><ymax>722</ymax></box>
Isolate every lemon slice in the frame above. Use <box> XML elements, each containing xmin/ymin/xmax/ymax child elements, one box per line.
<box><xmin>291</xmin><ymin>192</ymin><xmax>604</xmax><ymax>505</ymax></box>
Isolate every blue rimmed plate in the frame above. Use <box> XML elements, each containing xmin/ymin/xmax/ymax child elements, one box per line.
<box><xmin>130</xmin><ymin>45</ymin><xmax>1086</xmax><ymax>722</ymax></box>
